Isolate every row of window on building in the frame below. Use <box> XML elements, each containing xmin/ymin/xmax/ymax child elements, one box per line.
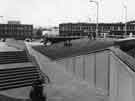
<box><xmin>59</xmin><ymin>23</ymin><xmax>135</xmax><ymax>36</ymax></box>
<box><xmin>0</xmin><ymin>24</ymin><xmax>33</xmax><ymax>39</ymax></box>
<box><xmin>0</xmin><ymin>24</ymin><xmax>32</xmax><ymax>31</ymax></box>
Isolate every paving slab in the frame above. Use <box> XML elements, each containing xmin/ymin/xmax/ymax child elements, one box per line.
<box><xmin>0</xmin><ymin>42</ymin><xmax>21</xmax><ymax>52</ymax></box>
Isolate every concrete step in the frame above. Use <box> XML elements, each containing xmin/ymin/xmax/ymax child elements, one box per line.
<box><xmin>0</xmin><ymin>59</ymin><xmax>29</xmax><ymax>64</ymax></box>
<box><xmin>0</xmin><ymin>65</ymin><xmax>40</xmax><ymax>91</ymax></box>
<box><xmin>0</xmin><ymin>51</ymin><xmax>29</xmax><ymax>64</ymax></box>
<box><xmin>0</xmin><ymin>62</ymin><xmax>34</xmax><ymax>69</ymax></box>
<box><xmin>0</xmin><ymin>51</ymin><xmax>41</xmax><ymax>90</ymax></box>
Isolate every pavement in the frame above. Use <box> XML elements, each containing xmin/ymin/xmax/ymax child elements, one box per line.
<box><xmin>0</xmin><ymin>42</ymin><xmax>21</xmax><ymax>52</ymax></box>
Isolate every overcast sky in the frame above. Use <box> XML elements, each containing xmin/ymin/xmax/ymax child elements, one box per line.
<box><xmin>0</xmin><ymin>0</ymin><xmax>134</xmax><ymax>27</ymax></box>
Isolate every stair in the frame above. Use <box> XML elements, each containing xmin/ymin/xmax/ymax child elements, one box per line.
<box><xmin>0</xmin><ymin>51</ymin><xmax>41</xmax><ymax>91</ymax></box>
<box><xmin>0</xmin><ymin>51</ymin><xmax>29</xmax><ymax>64</ymax></box>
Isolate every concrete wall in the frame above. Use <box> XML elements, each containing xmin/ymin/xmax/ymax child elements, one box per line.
<box><xmin>57</xmin><ymin>50</ymin><xmax>135</xmax><ymax>101</ymax></box>
<box><xmin>56</xmin><ymin>50</ymin><xmax>110</xmax><ymax>97</ymax></box>
<box><xmin>84</xmin><ymin>54</ymin><xmax>95</xmax><ymax>88</ymax></box>
<box><xmin>109</xmin><ymin>53</ymin><xmax>135</xmax><ymax>101</ymax></box>
<box><xmin>95</xmin><ymin>51</ymin><xmax>109</xmax><ymax>95</ymax></box>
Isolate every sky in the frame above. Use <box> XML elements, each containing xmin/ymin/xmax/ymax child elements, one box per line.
<box><xmin>0</xmin><ymin>0</ymin><xmax>135</xmax><ymax>27</ymax></box>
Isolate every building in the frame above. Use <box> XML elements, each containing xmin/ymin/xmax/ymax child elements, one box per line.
<box><xmin>59</xmin><ymin>22</ymin><xmax>135</xmax><ymax>36</ymax></box>
<box><xmin>0</xmin><ymin>24</ymin><xmax>33</xmax><ymax>40</ymax></box>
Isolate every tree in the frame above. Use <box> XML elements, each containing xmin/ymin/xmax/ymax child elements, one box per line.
<box><xmin>36</xmin><ymin>28</ymin><xmax>42</xmax><ymax>38</ymax></box>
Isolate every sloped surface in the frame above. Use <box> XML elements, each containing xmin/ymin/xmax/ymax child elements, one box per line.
<box><xmin>32</xmin><ymin>39</ymin><xmax>114</xmax><ymax>60</ymax></box>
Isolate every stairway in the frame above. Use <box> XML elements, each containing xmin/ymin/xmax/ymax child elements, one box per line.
<box><xmin>0</xmin><ymin>51</ymin><xmax>40</xmax><ymax>91</ymax></box>
<box><xmin>0</xmin><ymin>51</ymin><xmax>29</xmax><ymax>64</ymax></box>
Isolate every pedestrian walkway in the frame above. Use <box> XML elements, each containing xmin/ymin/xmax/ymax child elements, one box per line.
<box><xmin>0</xmin><ymin>42</ymin><xmax>21</xmax><ymax>52</ymax></box>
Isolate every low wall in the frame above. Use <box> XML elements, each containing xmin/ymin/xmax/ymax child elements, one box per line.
<box><xmin>57</xmin><ymin>50</ymin><xmax>110</xmax><ymax>97</ymax></box>
<box><xmin>109</xmin><ymin>53</ymin><xmax>135</xmax><ymax>101</ymax></box>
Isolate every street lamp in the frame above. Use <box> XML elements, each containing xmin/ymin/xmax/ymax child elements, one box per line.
<box><xmin>123</xmin><ymin>5</ymin><xmax>127</xmax><ymax>37</ymax></box>
<box><xmin>89</xmin><ymin>0</ymin><xmax>99</xmax><ymax>39</ymax></box>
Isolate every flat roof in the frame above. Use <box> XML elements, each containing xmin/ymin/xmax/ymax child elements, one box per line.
<box><xmin>32</xmin><ymin>39</ymin><xmax>114</xmax><ymax>60</ymax></box>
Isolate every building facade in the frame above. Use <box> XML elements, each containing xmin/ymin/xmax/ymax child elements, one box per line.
<box><xmin>59</xmin><ymin>22</ymin><xmax>135</xmax><ymax>36</ymax></box>
<box><xmin>0</xmin><ymin>24</ymin><xmax>33</xmax><ymax>40</ymax></box>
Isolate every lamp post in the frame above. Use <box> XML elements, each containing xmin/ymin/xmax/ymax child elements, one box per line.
<box><xmin>123</xmin><ymin>5</ymin><xmax>127</xmax><ymax>37</ymax></box>
<box><xmin>90</xmin><ymin>0</ymin><xmax>99</xmax><ymax>39</ymax></box>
